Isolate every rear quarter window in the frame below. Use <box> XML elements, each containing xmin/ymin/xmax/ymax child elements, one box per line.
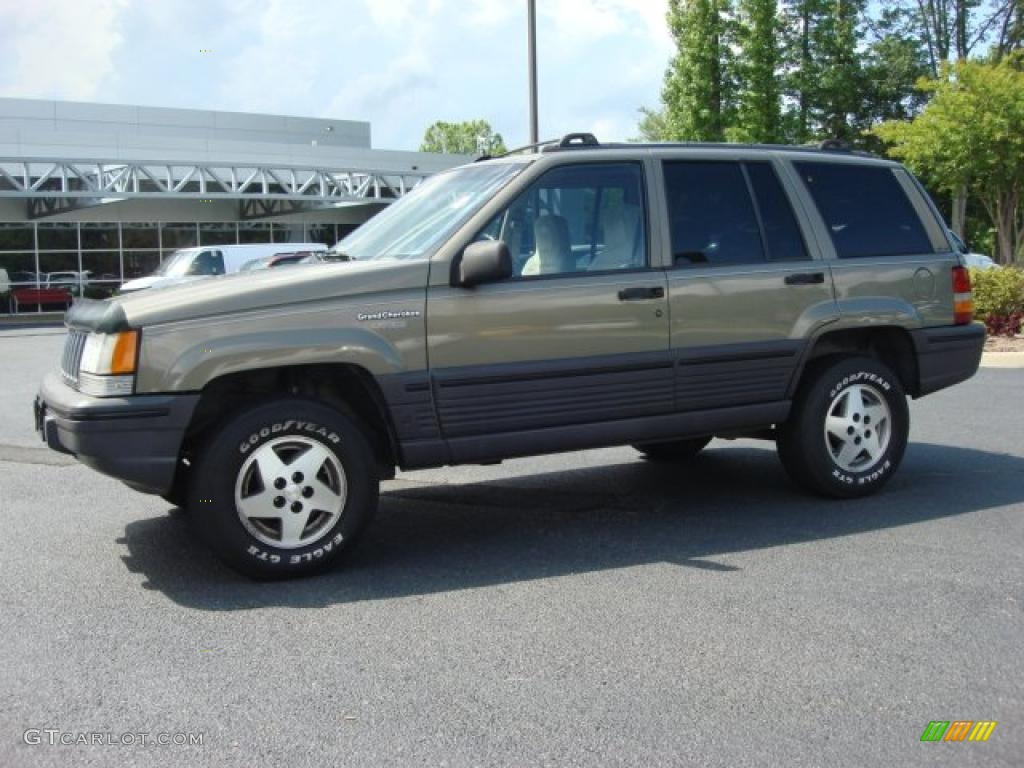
<box><xmin>795</xmin><ymin>162</ymin><xmax>933</xmax><ymax>259</ymax></box>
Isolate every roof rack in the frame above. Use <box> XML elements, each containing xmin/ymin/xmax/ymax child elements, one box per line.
<box><xmin>542</xmin><ymin>132</ymin><xmax>601</xmax><ymax>152</ymax></box>
<box><xmin>476</xmin><ymin>133</ymin><xmax>602</xmax><ymax>162</ymax></box>
<box><xmin>477</xmin><ymin>133</ymin><xmax>875</xmax><ymax>161</ymax></box>
<box><xmin>818</xmin><ymin>139</ymin><xmax>851</xmax><ymax>152</ymax></box>
<box><xmin>481</xmin><ymin>137</ymin><xmax>562</xmax><ymax>160</ymax></box>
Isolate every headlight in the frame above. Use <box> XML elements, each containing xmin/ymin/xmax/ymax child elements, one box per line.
<box><xmin>78</xmin><ymin>330</ymin><xmax>138</xmax><ymax>396</ymax></box>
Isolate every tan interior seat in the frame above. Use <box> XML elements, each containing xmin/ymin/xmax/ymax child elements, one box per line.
<box><xmin>521</xmin><ymin>214</ymin><xmax>573</xmax><ymax>276</ymax></box>
<box><xmin>589</xmin><ymin>203</ymin><xmax>641</xmax><ymax>271</ymax></box>
<box><xmin>500</xmin><ymin>219</ymin><xmax>522</xmax><ymax>266</ymax></box>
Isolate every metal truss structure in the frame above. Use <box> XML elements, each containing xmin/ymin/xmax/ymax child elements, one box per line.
<box><xmin>0</xmin><ymin>157</ymin><xmax>429</xmax><ymax>219</ymax></box>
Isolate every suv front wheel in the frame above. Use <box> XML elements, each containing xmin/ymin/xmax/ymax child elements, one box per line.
<box><xmin>189</xmin><ymin>399</ymin><xmax>378</xmax><ymax>578</ymax></box>
<box><xmin>777</xmin><ymin>357</ymin><xmax>909</xmax><ymax>498</ymax></box>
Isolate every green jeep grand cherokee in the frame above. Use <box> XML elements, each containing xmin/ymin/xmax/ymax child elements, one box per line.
<box><xmin>35</xmin><ymin>134</ymin><xmax>985</xmax><ymax>578</ymax></box>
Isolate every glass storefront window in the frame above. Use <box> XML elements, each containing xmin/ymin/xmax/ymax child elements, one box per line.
<box><xmin>0</xmin><ymin>224</ymin><xmax>34</xmax><ymax>251</ymax></box>
<box><xmin>161</xmin><ymin>223</ymin><xmax>198</xmax><ymax>248</ymax></box>
<box><xmin>80</xmin><ymin>223</ymin><xmax>119</xmax><ymax>250</ymax></box>
<box><xmin>272</xmin><ymin>223</ymin><xmax>304</xmax><ymax>243</ymax></box>
<box><xmin>124</xmin><ymin>250</ymin><xmax>161</xmax><ymax>279</ymax></box>
<box><xmin>36</xmin><ymin>223</ymin><xmax>78</xmax><ymax>250</ymax></box>
<box><xmin>80</xmin><ymin>251</ymin><xmax>120</xmax><ymax>281</ymax></box>
<box><xmin>306</xmin><ymin>223</ymin><xmax>337</xmax><ymax>246</ymax></box>
<box><xmin>238</xmin><ymin>222</ymin><xmax>272</xmax><ymax>243</ymax></box>
<box><xmin>122</xmin><ymin>223</ymin><xmax>160</xmax><ymax>249</ymax></box>
<box><xmin>0</xmin><ymin>252</ymin><xmax>38</xmax><ymax>284</ymax></box>
<box><xmin>199</xmin><ymin>222</ymin><xmax>237</xmax><ymax>246</ymax></box>
<box><xmin>38</xmin><ymin>252</ymin><xmax>79</xmax><ymax>274</ymax></box>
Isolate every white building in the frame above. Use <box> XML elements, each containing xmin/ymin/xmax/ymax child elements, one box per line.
<box><xmin>0</xmin><ymin>98</ymin><xmax>467</xmax><ymax>313</ymax></box>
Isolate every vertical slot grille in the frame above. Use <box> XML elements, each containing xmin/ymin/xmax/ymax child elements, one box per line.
<box><xmin>61</xmin><ymin>330</ymin><xmax>87</xmax><ymax>388</ymax></box>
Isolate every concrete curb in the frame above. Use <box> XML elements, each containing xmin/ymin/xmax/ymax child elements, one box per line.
<box><xmin>980</xmin><ymin>351</ymin><xmax>1024</xmax><ymax>369</ymax></box>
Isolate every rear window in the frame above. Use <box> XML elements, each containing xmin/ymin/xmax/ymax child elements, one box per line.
<box><xmin>795</xmin><ymin>162</ymin><xmax>932</xmax><ymax>259</ymax></box>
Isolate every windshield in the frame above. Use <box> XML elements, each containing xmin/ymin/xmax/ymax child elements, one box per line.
<box><xmin>154</xmin><ymin>248</ymin><xmax>200</xmax><ymax>277</ymax></box>
<box><xmin>332</xmin><ymin>162</ymin><xmax>527</xmax><ymax>261</ymax></box>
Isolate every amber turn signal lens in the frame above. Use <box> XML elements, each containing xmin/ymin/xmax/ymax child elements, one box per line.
<box><xmin>110</xmin><ymin>331</ymin><xmax>139</xmax><ymax>374</ymax></box>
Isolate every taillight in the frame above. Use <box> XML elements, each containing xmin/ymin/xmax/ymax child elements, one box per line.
<box><xmin>952</xmin><ymin>266</ymin><xmax>973</xmax><ymax>325</ymax></box>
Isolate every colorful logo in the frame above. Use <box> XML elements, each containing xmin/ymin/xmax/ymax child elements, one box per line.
<box><xmin>921</xmin><ymin>721</ymin><xmax>997</xmax><ymax>742</ymax></box>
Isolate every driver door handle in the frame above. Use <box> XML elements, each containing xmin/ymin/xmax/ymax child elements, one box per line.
<box><xmin>618</xmin><ymin>286</ymin><xmax>665</xmax><ymax>301</ymax></box>
<box><xmin>784</xmin><ymin>272</ymin><xmax>825</xmax><ymax>285</ymax></box>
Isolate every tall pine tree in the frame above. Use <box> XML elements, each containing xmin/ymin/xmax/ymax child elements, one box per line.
<box><xmin>662</xmin><ymin>0</ymin><xmax>735</xmax><ymax>140</ymax></box>
<box><xmin>734</xmin><ymin>0</ymin><xmax>782</xmax><ymax>142</ymax></box>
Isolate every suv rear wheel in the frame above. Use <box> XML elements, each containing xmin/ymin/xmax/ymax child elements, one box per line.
<box><xmin>634</xmin><ymin>436</ymin><xmax>712</xmax><ymax>461</ymax></box>
<box><xmin>777</xmin><ymin>357</ymin><xmax>908</xmax><ymax>498</ymax></box>
<box><xmin>189</xmin><ymin>399</ymin><xmax>378</xmax><ymax>579</ymax></box>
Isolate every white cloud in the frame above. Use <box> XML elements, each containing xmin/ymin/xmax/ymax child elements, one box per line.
<box><xmin>0</xmin><ymin>0</ymin><xmax>129</xmax><ymax>101</ymax></box>
<box><xmin>0</xmin><ymin>0</ymin><xmax>675</xmax><ymax>149</ymax></box>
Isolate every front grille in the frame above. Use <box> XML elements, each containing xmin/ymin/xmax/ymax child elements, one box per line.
<box><xmin>61</xmin><ymin>329</ymin><xmax>87</xmax><ymax>388</ymax></box>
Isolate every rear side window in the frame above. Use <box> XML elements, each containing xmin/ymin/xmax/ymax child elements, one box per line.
<box><xmin>664</xmin><ymin>161</ymin><xmax>764</xmax><ymax>266</ymax></box>
<box><xmin>795</xmin><ymin>163</ymin><xmax>932</xmax><ymax>258</ymax></box>
<box><xmin>746</xmin><ymin>163</ymin><xmax>809</xmax><ymax>261</ymax></box>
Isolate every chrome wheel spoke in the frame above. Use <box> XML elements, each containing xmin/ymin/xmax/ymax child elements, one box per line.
<box><xmin>843</xmin><ymin>386</ymin><xmax>865</xmax><ymax>418</ymax></box>
<box><xmin>863</xmin><ymin>403</ymin><xmax>888</xmax><ymax>429</ymax></box>
<box><xmin>279</xmin><ymin>508</ymin><xmax>312</xmax><ymax>545</ymax></box>
<box><xmin>289</xmin><ymin>443</ymin><xmax>332</xmax><ymax>481</ymax></box>
<box><xmin>860</xmin><ymin>429</ymin><xmax>883</xmax><ymax>461</ymax></box>
<box><xmin>826</xmin><ymin>415</ymin><xmax>851</xmax><ymax>439</ymax></box>
<box><xmin>254</xmin><ymin>450</ymin><xmax>287</xmax><ymax>486</ymax></box>
<box><xmin>237</xmin><ymin>490</ymin><xmax>279</xmax><ymax>521</ymax></box>
<box><xmin>306</xmin><ymin>477</ymin><xmax>344</xmax><ymax>514</ymax></box>
<box><xmin>835</xmin><ymin>439</ymin><xmax>863</xmax><ymax>469</ymax></box>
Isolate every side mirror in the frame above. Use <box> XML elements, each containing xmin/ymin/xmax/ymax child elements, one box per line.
<box><xmin>453</xmin><ymin>240</ymin><xmax>512</xmax><ymax>287</ymax></box>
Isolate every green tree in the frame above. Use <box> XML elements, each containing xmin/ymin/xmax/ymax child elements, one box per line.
<box><xmin>860</xmin><ymin>6</ymin><xmax>933</xmax><ymax>148</ymax></box>
<box><xmin>781</xmin><ymin>0</ymin><xmax>827</xmax><ymax>143</ymax></box>
<box><xmin>815</xmin><ymin>0</ymin><xmax>868</xmax><ymax>141</ymax></box>
<box><xmin>662</xmin><ymin>0</ymin><xmax>735</xmax><ymax>140</ymax></box>
<box><xmin>873</xmin><ymin>58</ymin><xmax>1024</xmax><ymax>263</ymax></box>
<box><xmin>635</xmin><ymin>107</ymin><xmax>670</xmax><ymax>141</ymax></box>
<box><xmin>733</xmin><ymin>0</ymin><xmax>782</xmax><ymax>142</ymax></box>
<box><xmin>419</xmin><ymin>120</ymin><xmax>506</xmax><ymax>155</ymax></box>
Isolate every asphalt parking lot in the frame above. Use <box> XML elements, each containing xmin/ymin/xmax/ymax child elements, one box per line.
<box><xmin>0</xmin><ymin>326</ymin><xmax>1021</xmax><ymax>767</ymax></box>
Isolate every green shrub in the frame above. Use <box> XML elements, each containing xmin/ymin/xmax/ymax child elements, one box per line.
<box><xmin>970</xmin><ymin>266</ymin><xmax>1024</xmax><ymax>321</ymax></box>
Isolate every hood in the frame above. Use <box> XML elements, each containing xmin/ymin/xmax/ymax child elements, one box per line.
<box><xmin>119</xmin><ymin>274</ymin><xmax>207</xmax><ymax>293</ymax></box>
<box><xmin>68</xmin><ymin>259</ymin><xmax>430</xmax><ymax>331</ymax></box>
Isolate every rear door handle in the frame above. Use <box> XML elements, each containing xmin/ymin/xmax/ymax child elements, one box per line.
<box><xmin>784</xmin><ymin>272</ymin><xmax>825</xmax><ymax>285</ymax></box>
<box><xmin>618</xmin><ymin>286</ymin><xmax>665</xmax><ymax>301</ymax></box>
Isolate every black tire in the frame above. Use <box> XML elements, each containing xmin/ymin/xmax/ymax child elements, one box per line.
<box><xmin>777</xmin><ymin>356</ymin><xmax>909</xmax><ymax>498</ymax></box>
<box><xmin>188</xmin><ymin>398</ymin><xmax>378</xmax><ymax>579</ymax></box>
<box><xmin>634</xmin><ymin>436</ymin><xmax>712</xmax><ymax>461</ymax></box>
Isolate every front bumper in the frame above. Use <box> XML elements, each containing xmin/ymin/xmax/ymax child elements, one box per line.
<box><xmin>910</xmin><ymin>322</ymin><xmax>986</xmax><ymax>397</ymax></box>
<box><xmin>35</xmin><ymin>372</ymin><xmax>199</xmax><ymax>495</ymax></box>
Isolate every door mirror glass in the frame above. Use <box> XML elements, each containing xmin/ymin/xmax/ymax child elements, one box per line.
<box><xmin>454</xmin><ymin>240</ymin><xmax>513</xmax><ymax>287</ymax></box>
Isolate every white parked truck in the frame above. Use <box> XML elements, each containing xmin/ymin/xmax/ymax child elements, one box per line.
<box><xmin>119</xmin><ymin>243</ymin><xmax>328</xmax><ymax>293</ymax></box>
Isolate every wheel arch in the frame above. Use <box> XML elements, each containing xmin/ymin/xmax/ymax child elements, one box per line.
<box><xmin>180</xmin><ymin>363</ymin><xmax>400</xmax><ymax>480</ymax></box>
<box><xmin>790</xmin><ymin>326</ymin><xmax>920</xmax><ymax>399</ymax></box>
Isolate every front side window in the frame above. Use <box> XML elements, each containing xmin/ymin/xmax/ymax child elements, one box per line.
<box><xmin>795</xmin><ymin>162</ymin><xmax>933</xmax><ymax>258</ymax></box>
<box><xmin>155</xmin><ymin>248</ymin><xmax>200</xmax><ymax>277</ymax></box>
<box><xmin>187</xmin><ymin>250</ymin><xmax>225</xmax><ymax>275</ymax></box>
<box><xmin>334</xmin><ymin>162</ymin><xmax>527</xmax><ymax>262</ymax></box>
<box><xmin>475</xmin><ymin>162</ymin><xmax>648</xmax><ymax>278</ymax></box>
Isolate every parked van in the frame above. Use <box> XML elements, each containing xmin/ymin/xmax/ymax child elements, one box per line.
<box><xmin>119</xmin><ymin>243</ymin><xmax>328</xmax><ymax>293</ymax></box>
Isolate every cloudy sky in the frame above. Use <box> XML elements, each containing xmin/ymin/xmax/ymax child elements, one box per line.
<box><xmin>0</xmin><ymin>0</ymin><xmax>674</xmax><ymax>150</ymax></box>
